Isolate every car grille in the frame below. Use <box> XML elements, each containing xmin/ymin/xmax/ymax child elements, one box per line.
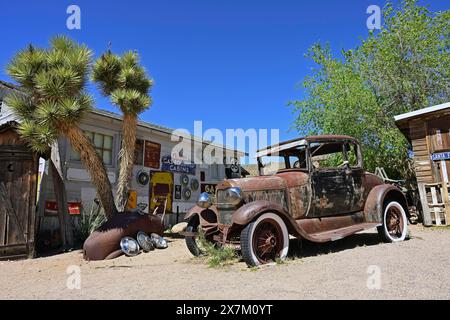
<box><xmin>218</xmin><ymin>208</ymin><xmax>234</xmax><ymax>225</ymax></box>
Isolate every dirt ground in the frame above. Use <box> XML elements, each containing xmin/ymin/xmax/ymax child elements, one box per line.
<box><xmin>0</xmin><ymin>225</ymin><xmax>449</xmax><ymax>300</ymax></box>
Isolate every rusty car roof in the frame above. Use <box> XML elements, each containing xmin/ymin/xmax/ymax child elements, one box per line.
<box><xmin>255</xmin><ymin>135</ymin><xmax>359</xmax><ymax>158</ymax></box>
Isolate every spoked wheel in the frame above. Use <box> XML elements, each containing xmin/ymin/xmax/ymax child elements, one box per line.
<box><xmin>378</xmin><ymin>201</ymin><xmax>408</xmax><ymax>243</ymax></box>
<box><xmin>240</xmin><ymin>213</ymin><xmax>289</xmax><ymax>267</ymax></box>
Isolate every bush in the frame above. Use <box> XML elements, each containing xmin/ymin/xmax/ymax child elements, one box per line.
<box><xmin>78</xmin><ymin>201</ymin><xmax>107</xmax><ymax>242</ymax></box>
<box><xmin>197</xmin><ymin>229</ymin><xmax>238</xmax><ymax>268</ymax></box>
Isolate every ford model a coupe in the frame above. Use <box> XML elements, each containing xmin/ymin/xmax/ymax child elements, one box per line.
<box><xmin>183</xmin><ymin>135</ymin><xmax>409</xmax><ymax>267</ymax></box>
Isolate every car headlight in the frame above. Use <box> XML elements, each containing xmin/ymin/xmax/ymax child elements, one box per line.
<box><xmin>218</xmin><ymin>187</ymin><xmax>243</xmax><ymax>206</ymax></box>
<box><xmin>197</xmin><ymin>192</ymin><xmax>212</xmax><ymax>209</ymax></box>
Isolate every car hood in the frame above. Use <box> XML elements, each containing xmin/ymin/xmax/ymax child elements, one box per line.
<box><xmin>217</xmin><ymin>175</ymin><xmax>287</xmax><ymax>192</ymax></box>
<box><xmin>217</xmin><ymin>171</ymin><xmax>309</xmax><ymax>192</ymax></box>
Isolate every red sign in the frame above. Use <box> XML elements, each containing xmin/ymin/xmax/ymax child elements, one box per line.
<box><xmin>45</xmin><ymin>201</ymin><xmax>81</xmax><ymax>216</ymax></box>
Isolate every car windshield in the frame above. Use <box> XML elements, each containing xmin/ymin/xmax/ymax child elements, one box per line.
<box><xmin>257</xmin><ymin>146</ymin><xmax>308</xmax><ymax>175</ymax></box>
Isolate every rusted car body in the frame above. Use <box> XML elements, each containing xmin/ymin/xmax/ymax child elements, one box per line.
<box><xmin>184</xmin><ymin>135</ymin><xmax>409</xmax><ymax>267</ymax></box>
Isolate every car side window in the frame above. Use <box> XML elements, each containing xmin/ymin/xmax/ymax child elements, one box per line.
<box><xmin>309</xmin><ymin>142</ymin><xmax>346</xmax><ymax>170</ymax></box>
<box><xmin>345</xmin><ymin>143</ymin><xmax>360</xmax><ymax>168</ymax></box>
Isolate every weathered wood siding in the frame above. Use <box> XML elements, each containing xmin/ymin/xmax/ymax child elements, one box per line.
<box><xmin>409</xmin><ymin>120</ymin><xmax>433</xmax><ymax>183</ymax></box>
<box><xmin>0</xmin><ymin>126</ymin><xmax>38</xmax><ymax>259</ymax></box>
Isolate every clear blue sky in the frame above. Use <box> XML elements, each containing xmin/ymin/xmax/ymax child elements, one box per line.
<box><xmin>0</xmin><ymin>0</ymin><xmax>447</xmax><ymax>147</ymax></box>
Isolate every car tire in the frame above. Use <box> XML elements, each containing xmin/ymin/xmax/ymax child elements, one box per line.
<box><xmin>240</xmin><ymin>212</ymin><xmax>289</xmax><ymax>267</ymax></box>
<box><xmin>377</xmin><ymin>201</ymin><xmax>408</xmax><ymax>243</ymax></box>
<box><xmin>185</xmin><ymin>217</ymin><xmax>203</xmax><ymax>257</ymax></box>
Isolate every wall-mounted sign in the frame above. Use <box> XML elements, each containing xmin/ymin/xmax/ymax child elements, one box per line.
<box><xmin>183</xmin><ymin>188</ymin><xmax>192</xmax><ymax>200</ymax></box>
<box><xmin>44</xmin><ymin>201</ymin><xmax>81</xmax><ymax>216</ymax></box>
<box><xmin>201</xmin><ymin>184</ymin><xmax>217</xmax><ymax>195</ymax></box>
<box><xmin>126</xmin><ymin>190</ymin><xmax>137</xmax><ymax>210</ymax></box>
<box><xmin>431</xmin><ymin>152</ymin><xmax>450</xmax><ymax>161</ymax></box>
<box><xmin>190</xmin><ymin>178</ymin><xmax>199</xmax><ymax>191</ymax></box>
<box><xmin>161</xmin><ymin>155</ymin><xmax>196</xmax><ymax>175</ymax></box>
<box><xmin>149</xmin><ymin>171</ymin><xmax>173</xmax><ymax>213</ymax></box>
<box><xmin>136</xmin><ymin>170</ymin><xmax>150</xmax><ymax>186</ymax></box>
<box><xmin>144</xmin><ymin>141</ymin><xmax>161</xmax><ymax>169</ymax></box>
<box><xmin>174</xmin><ymin>185</ymin><xmax>182</xmax><ymax>199</ymax></box>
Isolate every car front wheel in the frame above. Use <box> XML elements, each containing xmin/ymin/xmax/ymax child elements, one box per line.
<box><xmin>185</xmin><ymin>217</ymin><xmax>204</xmax><ymax>257</ymax></box>
<box><xmin>240</xmin><ymin>212</ymin><xmax>289</xmax><ymax>267</ymax></box>
<box><xmin>378</xmin><ymin>201</ymin><xmax>408</xmax><ymax>243</ymax></box>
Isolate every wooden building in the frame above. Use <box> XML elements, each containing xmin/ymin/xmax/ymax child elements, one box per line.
<box><xmin>0</xmin><ymin>121</ymin><xmax>39</xmax><ymax>259</ymax></box>
<box><xmin>395</xmin><ymin>102</ymin><xmax>450</xmax><ymax>226</ymax></box>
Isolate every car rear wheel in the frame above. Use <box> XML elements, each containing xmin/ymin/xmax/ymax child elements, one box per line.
<box><xmin>240</xmin><ymin>212</ymin><xmax>289</xmax><ymax>267</ymax></box>
<box><xmin>378</xmin><ymin>201</ymin><xmax>408</xmax><ymax>243</ymax></box>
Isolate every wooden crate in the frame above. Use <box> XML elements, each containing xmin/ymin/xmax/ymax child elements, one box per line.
<box><xmin>421</xmin><ymin>182</ymin><xmax>450</xmax><ymax>226</ymax></box>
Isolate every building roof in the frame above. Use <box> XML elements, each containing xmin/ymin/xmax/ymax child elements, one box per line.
<box><xmin>394</xmin><ymin>102</ymin><xmax>450</xmax><ymax>141</ymax></box>
<box><xmin>394</xmin><ymin>102</ymin><xmax>450</xmax><ymax>122</ymax></box>
<box><xmin>92</xmin><ymin>108</ymin><xmax>246</xmax><ymax>156</ymax></box>
<box><xmin>0</xmin><ymin>80</ymin><xmax>22</xmax><ymax>91</ymax></box>
<box><xmin>0</xmin><ymin>80</ymin><xmax>246</xmax><ymax>156</ymax></box>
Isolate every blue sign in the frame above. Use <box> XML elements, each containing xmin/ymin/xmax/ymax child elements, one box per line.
<box><xmin>161</xmin><ymin>155</ymin><xmax>196</xmax><ymax>175</ymax></box>
<box><xmin>431</xmin><ymin>152</ymin><xmax>450</xmax><ymax>161</ymax></box>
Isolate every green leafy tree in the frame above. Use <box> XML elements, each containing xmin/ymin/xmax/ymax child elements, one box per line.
<box><xmin>290</xmin><ymin>0</ymin><xmax>449</xmax><ymax>179</ymax></box>
<box><xmin>5</xmin><ymin>36</ymin><xmax>118</xmax><ymax>218</ymax></box>
<box><xmin>92</xmin><ymin>51</ymin><xmax>152</xmax><ymax>212</ymax></box>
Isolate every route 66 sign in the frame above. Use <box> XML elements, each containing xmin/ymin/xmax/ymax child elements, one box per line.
<box><xmin>230</xmin><ymin>158</ymin><xmax>239</xmax><ymax>173</ymax></box>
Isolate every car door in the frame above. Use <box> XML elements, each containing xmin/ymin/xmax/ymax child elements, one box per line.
<box><xmin>309</xmin><ymin>142</ymin><xmax>354</xmax><ymax>217</ymax></box>
<box><xmin>344</xmin><ymin>142</ymin><xmax>365</xmax><ymax>212</ymax></box>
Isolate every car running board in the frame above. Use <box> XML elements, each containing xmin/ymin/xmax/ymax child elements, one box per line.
<box><xmin>308</xmin><ymin>222</ymin><xmax>381</xmax><ymax>242</ymax></box>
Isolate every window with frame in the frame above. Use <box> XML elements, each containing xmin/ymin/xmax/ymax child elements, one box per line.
<box><xmin>345</xmin><ymin>143</ymin><xmax>361</xmax><ymax>168</ymax></box>
<box><xmin>309</xmin><ymin>142</ymin><xmax>345</xmax><ymax>170</ymax></box>
<box><xmin>70</xmin><ymin>131</ymin><xmax>114</xmax><ymax>165</ymax></box>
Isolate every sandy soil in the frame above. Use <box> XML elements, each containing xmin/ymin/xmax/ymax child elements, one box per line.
<box><xmin>0</xmin><ymin>225</ymin><xmax>449</xmax><ymax>300</ymax></box>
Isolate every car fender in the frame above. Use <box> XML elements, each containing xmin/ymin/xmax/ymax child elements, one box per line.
<box><xmin>184</xmin><ymin>205</ymin><xmax>218</xmax><ymax>234</ymax></box>
<box><xmin>364</xmin><ymin>184</ymin><xmax>408</xmax><ymax>223</ymax></box>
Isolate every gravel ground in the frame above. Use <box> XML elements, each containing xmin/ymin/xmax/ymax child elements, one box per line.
<box><xmin>0</xmin><ymin>225</ymin><xmax>448</xmax><ymax>300</ymax></box>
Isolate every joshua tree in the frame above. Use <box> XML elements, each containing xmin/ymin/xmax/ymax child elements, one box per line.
<box><xmin>5</xmin><ymin>36</ymin><xmax>118</xmax><ymax>218</ymax></box>
<box><xmin>92</xmin><ymin>51</ymin><xmax>152</xmax><ymax>212</ymax></box>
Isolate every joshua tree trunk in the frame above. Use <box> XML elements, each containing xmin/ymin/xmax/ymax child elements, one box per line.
<box><xmin>115</xmin><ymin>114</ymin><xmax>137</xmax><ymax>212</ymax></box>
<box><xmin>63</xmin><ymin>125</ymin><xmax>118</xmax><ymax>219</ymax></box>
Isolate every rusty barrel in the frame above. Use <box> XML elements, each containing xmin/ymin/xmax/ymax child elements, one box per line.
<box><xmin>83</xmin><ymin>212</ymin><xmax>164</xmax><ymax>261</ymax></box>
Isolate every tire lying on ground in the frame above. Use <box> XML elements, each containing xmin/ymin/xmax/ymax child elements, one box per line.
<box><xmin>83</xmin><ymin>212</ymin><xmax>164</xmax><ymax>261</ymax></box>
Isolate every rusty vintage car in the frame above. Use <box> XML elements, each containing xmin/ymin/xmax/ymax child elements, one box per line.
<box><xmin>183</xmin><ymin>135</ymin><xmax>409</xmax><ymax>267</ymax></box>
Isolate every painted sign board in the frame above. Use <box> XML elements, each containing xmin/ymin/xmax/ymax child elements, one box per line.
<box><xmin>149</xmin><ymin>171</ymin><xmax>173</xmax><ymax>213</ymax></box>
<box><xmin>201</xmin><ymin>183</ymin><xmax>217</xmax><ymax>195</ymax></box>
<box><xmin>144</xmin><ymin>141</ymin><xmax>161</xmax><ymax>169</ymax></box>
<box><xmin>44</xmin><ymin>201</ymin><xmax>81</xmax><ymax>216</ymax></box>
<box><xmin>161</xmin><ymin>155</ymin><xmax>196</xmax><ymax>175</ymax></box>
<box><xmin>431</xmin><ymin>152</ymin><xmax>450</xmax><ymax>161</ymax></box>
